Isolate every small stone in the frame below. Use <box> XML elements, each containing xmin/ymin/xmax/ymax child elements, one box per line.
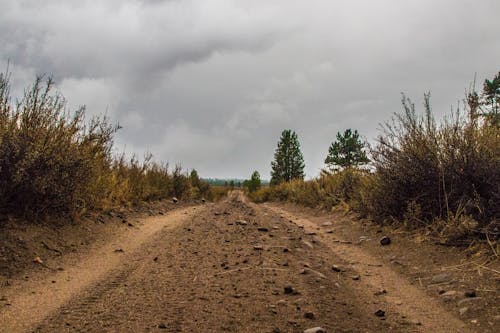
<box><xmin>253</xmin><ymin>245</ymin><xmax>264</xmax><ymax>251</ymax></box>
<box><xmin>464</xmin><ymin>290</ymin><xmax>476</xmax><ymax>298</ymax></box>
<box><xmin>172</xmin><ymin>197</ymin><xmax>178</xmax><ymax>203</ymax></box>
<box><xmin>236</xmin><ymin>220</ymin><xmax>248</xmax><ymax>226</ymax></box>
<box><xmin>431</xmin><ymin>273</ymin><xmax>451</xmax><ymax>284</ymax></box>
<box><xmin>332</xmin><ymin>265</ymin><xmax>344</xmax><ymax>272</ymax></box>
<box><xmin>457</xmin><ymin>297</ymin><xmax>482</xmax><ymax>306</ymax></box>
<box><xmin>303</xmin><ymin>327</ymin><xmax>326</xmax><ymax>333</ymax></box>
<box><xmin>158</xmin><ymin>323</ymin><xmax>167</xmax><ymax>329</ymax></box>
<box><xmin>440</xmin><ymin>290</ymin><xmax>457</xmax><ymax>297</ymax></box>
<box><xmin>300</xmin><ymin>268</ymin><xmax>310</xmax><ymax>275</ymax></box>
<box><xmin>351</xmin><ymin>275</ymin><xmax>361</xmax><ymax>281</ymax></box>
<box><xmin>304</xmin><ymin>312</ymin><xmax>315</xmax><ymax>319</ymax></box>
<box><xmin>459</xmin><ymin>307</ymin><xmax>469</xmax><ymax>316</ymax></box>
<box><xmin>283</xmin><ymin>248</ymin><xmax>290</xmax><ymax>253</ymax></box>
<box><xmin>33</xmin><ymin>256</ymin><xmax>43</xmax><ymax>264</ymax></box>
<box><xmin>374</xmin><ymin>309</ymin><xmax>385</xmax><ymax>317</ymax></box>
<box><xmin>302</xmin><ymin>240</ymin><xmax>314</xmax><ymax>249</ymax></box>
<box><xmin>114</xmin><ymin>248</ymin><xmax>124</xmax><ymax>253</ymax></box>
<box><xmin>321</xmin><ymin>222</ymin><xmax>333</xmax><ymax>227</ymax></box>
<box><xmin>374</xmin><ymin>289</ymin><xmax>387</xmax><ymax>296</ymax></box>
<box><xmin>284</xmin><ymin>286</ymin><xmax>298</xmax><ymax>295</ymax></box>
<box><xmin>258</xmin><ymin>227</ymin><xmax>269</xmax><ymax>232</ymax></box>
<box><xmin>380</xmin><ymin>236</ymin><xmax>391</xmax><ymax>246</ymax></box>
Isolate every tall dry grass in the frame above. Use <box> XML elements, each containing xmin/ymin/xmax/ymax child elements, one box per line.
<box><xmin>254</xmin><ymin>76</ymin><xmax>499</xmax><ymax>240</ymax></box>
<box><xmin>0</xmin><ymin>74</ymin><xmax>213</xmax><ymax>219</ymax></box>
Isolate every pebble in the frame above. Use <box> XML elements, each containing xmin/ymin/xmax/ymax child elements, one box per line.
<box><xmin>464</xmin><ymin>290</ymin><xmax>476</xmax><ymax>298</ymax></box>
<box><xmin>351</xmin><ymin>275</ymin><xmax>360</xmax><ymax>281</ymax></box>
<box><xmin>304</xmin><ymin>312</ymin><xmax>315</xmax><ymax>319</ymax></box>
<box><xmin>172</xmin><ymin>197</ymin><xmax>178</xmax><ymax>203</ymax></box>
<box><xmin>235</xmin><ymin>220</ymin><xmax>248</xmax><ymax>226</ymax></box>
<box><xmin>258</xmin><ymin>227</ymin><xmax>269</xmax><ymax>232</ymax></box>
<box><xmin>158</xmin><ymin>323</ymin><xmax>167</xmax><ymax>329</ymax></box>
<box><xmin>331</xmin><ymin>265</ymin><xmax>344</xmax><ymax>272</ymax></box>
<box><xmin>374</xmin><ymin>289</ymin><xmax>387</xmax><ymax>296</ymax></box>
<box><xmin>284</xmin><ymin>286</ymin><xmax>299</xmax><ymax>295</ymax></box>
<box><xmin>303</xmin><ymin>327</ymin><xmax>326</xmax><ymax>333</ymax></box>
<box><xmin>440</xmin><ymin>290</ymin><xmax>457</xmax><ymax>297</ymax></box>
<box><xmin>321</xmin><ymin>222</ymin><xmax>333</xmax><ymax>227</ymax></box>
<box><xmin>253</xmin><ymin>245</ymin><xmax>264</xmax><ymax>251</ymax></box>
<box><xmin>374</xmin><ymin>309</ymin><xmax>386</xmax><ymax>317</ymax></box>
<box><xmin>459</xmin><ymin>307</ymin><xmax>469</xmax><ymax>316</ymax></box>
<box><xmin>380</xmin><ymin>236</ymin><xmax>391</xmax><ymax>246</ymax></box>
<box><xmin>302</xmin><ymin>241</ymin><xmax>314</xmax><ymax>249</ymax></box>
<box><xmin>431</xmin><ymin>273</ymin><xmax>451</xmax><ymax>284</ymax></box>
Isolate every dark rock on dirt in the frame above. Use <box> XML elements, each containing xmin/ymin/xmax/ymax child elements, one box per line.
<box><xmin>284</xmin><ymin>286</ymin><xmax>299</xmax><ymax>295</ymax></box>
<box><xmin>172</xmin><ymin>197</ymin><xmax>178</xmax><ymax>203</ymax></box>
<box><xmin>374</xmin><ymin>309</ymin><xmax>385</xmax><ymax>317</ymax></box>
<box><xmin>158</xmin><ymin>322</ymin><xmax>167</xmax><ymax>329</ymax></box>
<box><xmin>464</xmin><ymin>290</ymin><xmax>476</xmax><ymax>298</ymax></box>
<box><xmin>331</xmin><ymin>265</ymin><xmax>344</xmax><ymax>272</ymax></box>
<box><xmin>258</xmin><ymin>227</ymin><xmax>269</xmax><ymax>232</ymax></box>
<box><xmin>380</xmin><ymin>236</ymin><xmax>391</xmax><ymax>246</ymax></box>
<box><xmin>304</xmin><ymin>311</ymin><xmax>315</xmax><ymax>319</ymax></box>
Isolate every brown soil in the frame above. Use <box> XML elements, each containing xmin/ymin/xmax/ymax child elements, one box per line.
<box><xmin>0</xmin><ymin>192</ymin><xmax>497</xmax><ymax>332</ymax></box>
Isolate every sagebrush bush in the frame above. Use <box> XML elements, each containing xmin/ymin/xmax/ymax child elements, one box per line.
<box><xmin>0</xmin><ymin>74</ymin><xmax>212</xmax><ymax>219</ymax></box>
<box><xmin>370</xmin><ymin>93</ymin><xmax>499</xmax><ymax>229</ymax></box>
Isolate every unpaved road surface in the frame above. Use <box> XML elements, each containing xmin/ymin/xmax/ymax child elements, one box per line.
<box><xmin>0</xmin><ymin>192</ymin><xmax>474</xmax><ymax>332</ymax></box>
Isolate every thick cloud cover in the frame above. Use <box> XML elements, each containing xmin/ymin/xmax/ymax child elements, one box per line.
<box><xmin>1</xmin><ymin>0</ymin><xmax>499</xmax><ymax>178</ymax></box>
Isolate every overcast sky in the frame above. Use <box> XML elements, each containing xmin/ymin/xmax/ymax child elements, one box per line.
<box><xmin>1</xmin><ymin>0</ymin><xmax>499</xmax><ymax>179</ymax></box>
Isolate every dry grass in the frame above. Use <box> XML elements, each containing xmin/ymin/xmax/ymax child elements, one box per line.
<box><xmin>0</xmin><ymin>74</ymin><xmax>213</xmax><ymax>220</ymax></box>
<box><xmin>254</xmin><ymin>77</ymin><xmax>499</xmax><ymax>242</ymax></box>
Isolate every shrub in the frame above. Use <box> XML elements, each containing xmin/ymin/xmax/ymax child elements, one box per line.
<box><xmin>369</xmin><ymin>93</ymin><xmax>499</xmax><ymax>229</ymax></box>
<box><xmin>0</xmin><ymin>73</ymin><xmax>211</xmax><ymax>219</ymax></box>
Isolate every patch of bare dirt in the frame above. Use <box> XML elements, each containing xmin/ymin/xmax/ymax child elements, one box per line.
<box><xmin>0</xmin><ymin>200</ymin><xmax>192</xmax><ymax>281</ymax></box>
<box><xmin>1</xmin><ymin>192</ymin><xmax>494</xmax><ymax>332</ymax></box>
<box><xmin>265</xmin><ymin>202</ymin><xmax>499</xmax><ymax>332</ymax></box>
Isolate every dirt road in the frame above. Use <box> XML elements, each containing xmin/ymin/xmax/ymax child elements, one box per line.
<box><xmin>0</xmin><ymin>192</ymin><xmax>476</xmax><ymax>332</ymax></box>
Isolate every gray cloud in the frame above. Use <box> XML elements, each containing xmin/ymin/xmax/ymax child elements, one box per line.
<box><xmin>1</xmin><ymin>0</ymin><xmax>499</xmax><ymax>179</ymax></box>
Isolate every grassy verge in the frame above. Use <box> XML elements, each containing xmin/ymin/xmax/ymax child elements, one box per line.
<box><xmin>0</xmin><ymin>74</ymin><xmax>215</xmax><ymax>220</ymax></box>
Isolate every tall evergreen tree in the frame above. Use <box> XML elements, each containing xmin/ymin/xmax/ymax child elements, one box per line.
<box><xmin>270</xmin><ymin>129</ymin><xmax>305</xmax><ymax>185</ymax></box>
<box><xmin>325</xmin><ymin>129</ymin><xmax>369</xmax><ymax>171</ymax></box>
<box><xmin>245</xmin><ymin>171</ymin><xmax>261</xmax><ymax>193</ymax></box>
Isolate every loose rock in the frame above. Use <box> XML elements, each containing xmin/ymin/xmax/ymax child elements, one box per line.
<box><xmin>258</xmin><ymin>227</ymin><xmax>269</xmax><ymax>232</ymax></box>
<box><xmin>380</xmin><ymin>236</ymin><xmax>391</xmax><ymax>246</ymax></box>
<box><xmin>172</xmin><ymin>197</ymin><xmax>178</xmax><ymax>203</ymax></box>
<box><xmin>374</xmin><ymin>309</ymin><xmax>385</xmax><ymax>317</ymax></box>
<box><xmin>284</xmin><ymin>286</ymin><xmax>299</xmax><ymax>295</ymax></box>
<box><xmin>331</xmin><ymin>265</ymin><xmax>344</xmax><ymax>272</ymax></box>
<box><xmin>304</xmin><ymin>327</ymin><xmax>326</xmax><ymax>333</ymax></box>
<box><xmin>459</xmin><ymin>307</ymin><xmax>469</xmax><ymax>316</ymax></box>
<box><xmin>304</xmin><ymin>312</ymin><xmax>315</xmax><ymax>319</ymax></box>
<box><xmin>464</xmin><ymin>290</ymin><xmax>476</xmax><ymax>298</ymax></box>
<box><xmin>431</xmin><ymin>273</ymin><xmax>451</xmax><ymax>284</ymax></box>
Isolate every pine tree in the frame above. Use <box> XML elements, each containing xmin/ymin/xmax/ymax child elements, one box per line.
<box><xmin>270</xmin><ymin>130</ymin><xmax>305</xmax><ymax>185</ymax></box>
<box><xmin>245</xmin><ymin>171</ymin><xmax>261</xmax><ymax>193</ymax></box>
<box><xmin>325</xmin><ymin>129</ymin><xmax>369</xmax><ymax>171</ymax></box>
